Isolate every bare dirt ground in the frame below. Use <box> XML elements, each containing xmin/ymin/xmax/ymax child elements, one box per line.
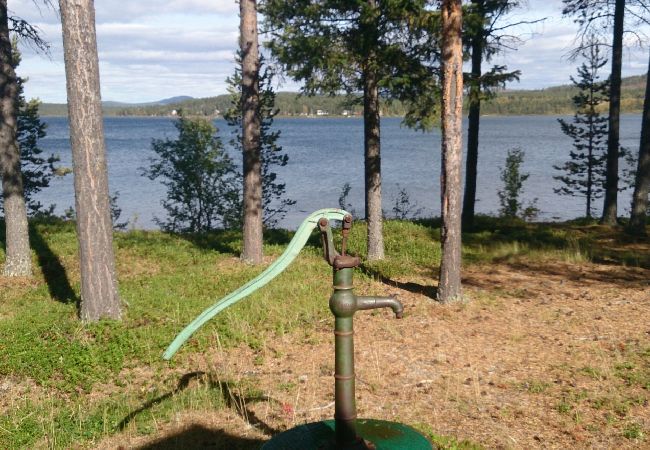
<box><xmin>102</xmin><ymin>260</ymin><xmax>650</xmax><ymax>450</ymax></box>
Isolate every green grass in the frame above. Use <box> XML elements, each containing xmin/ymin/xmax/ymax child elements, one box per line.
<box><xmin>414</xmin><ymin>423</ymin><xmax>484</xmax><ymax>450</ymax></box>
<box><xmin>0</xmin><ymin>217</ymin><xmax>647</xmax><ymax>448</ymax></box>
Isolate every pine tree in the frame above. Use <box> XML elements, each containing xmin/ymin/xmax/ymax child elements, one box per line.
<box><xmin>461</xmin><ymin>0</ymin><xmax>526</xmax><ymax>230</ymax></box>
<box><xmin>224</xmin><ymin>57</ymin><xmax>295</xmax><ymax>228</ymax></box>
<box><xmin>438</xmin><ymin>0</ymin><xmax>464</xmax><ymax>303</ymax></box>
<box><xmin>59</xmin><ymin>0</ymin><xmax>121</xmax><ymax>320</ymax></box>
<box><xmin>0</xmin><ymin>1</ymin><xmax>30</xmax><ymax>276</ymax></box>
<box><xmin>17</xmin><ymin>94</ymin><xmax>61</xmax><ymax>216</ymax></box>
<box><xmin>561</xmin><ymin>0</ymin><xmax>650</xmax><ymax>224</ymax></box>
<box><xmin>239</xmin><ymin>0</ymin><xmax>263</xmax><ymax>264</ymax></box>
<box><xmin>627</xmin><ymin>49</ymin><xmax>650</xmax><ymax>235</ymax></box>
<box><xmin>0</xmin><ymin>43</ymin><xmax>61</xmax><ymax>217</ymax></box>
<box><xmin>263</xmin><ymin>0</ymin><xmax>437</xmax><ymax>261</ymax></box>
<box><xmin>554</xmin><ymin>43</ymin><xmax>609</xmax><ymax>218</ymax></box>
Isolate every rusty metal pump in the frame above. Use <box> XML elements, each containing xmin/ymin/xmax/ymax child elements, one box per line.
<box><xmin>263</xmin><ymin>214</ymin><xmax>431</xmax><ymax>450</ymax></box>
<box><xmin>164</xmin><ymin>209</ymin><xmax>431</xmax><ymax>449</ymax></box>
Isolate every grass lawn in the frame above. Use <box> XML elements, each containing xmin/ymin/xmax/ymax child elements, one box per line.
<box><xmin>0</xmin><ymin>217</ymin><xmax>648</xmax><ymax>449</ymax></box>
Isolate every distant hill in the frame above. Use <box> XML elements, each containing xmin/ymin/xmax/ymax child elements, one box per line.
<box><xmin>38</xmin><ymin>95</ymin><xmax>197</xmax><ymax>116</ymax></box>
<box><xmin>38</xmin><ymin>74</ymin><xmax>647</xmax><ymax>118</ymax></box>
<box><xmin>478</xmin><ymin>73</ymin><xmax>646</xmax><ymax>116</ymax></box>
<box><xmin>156</xmin><ymin>96</ymin><xmax>194</xmax><ymax>105</ymax></box>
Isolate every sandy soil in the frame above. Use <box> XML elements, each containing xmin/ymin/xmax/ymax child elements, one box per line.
<box><xmin>101</xmin><ymin>260</ymin><xmax>650</xmax><ymax>450</ymax></box>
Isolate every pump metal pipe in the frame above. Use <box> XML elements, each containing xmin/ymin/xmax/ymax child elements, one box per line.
<box><xmin>320</xmin><ymin>217</ymin><xmax>403</xmax><ymax>449</ymax></box>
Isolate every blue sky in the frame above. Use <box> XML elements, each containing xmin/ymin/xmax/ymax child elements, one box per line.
<box><xmin>11</xmin><ymin>0</ymin><xmax>650</xmax><ymax>104</ymax></box>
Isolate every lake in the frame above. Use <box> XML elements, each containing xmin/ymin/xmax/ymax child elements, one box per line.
<box><xmin>34</xmin><ymin>114</ymin><xmax>643</xmax><ymax>229</ymax></box>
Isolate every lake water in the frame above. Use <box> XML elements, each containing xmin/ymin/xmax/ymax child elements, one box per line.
<box><xmin>35</xmin><ymin>114</ymin><xmax>643</xmax><ymax>229</ymax></box>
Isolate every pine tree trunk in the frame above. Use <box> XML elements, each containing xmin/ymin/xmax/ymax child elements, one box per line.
<box><xmin>240</xmin><ymin>0</ymin><xmax>263</xmax><ymax>265</ymax></box>
<box><xmin>363</xmin><ymin>64</ymin><xmax>384</xmax><ymax>261</ymax></box>
<box><xmin>60</xmin><ymin>0</ymin><xmax>120</xmax><ymax>321</ymax></box>
<box><xmin>601</xmin><ymin>0</ymin><xmax>624</xmax><ymax>225</ymax></box>
<box><xmin>627</xmin><ymin>50</ymin><xmax>650</xmax><ymax>236</ymax></box>
<box><xmin>461</xmin><ymin>15</ymin><xmax>483</xmax><ymax>231</ymax></box>
<box><xmin>0</xmin><ymin>1</ymin><xmax>31</xmax><ymax>277</ymax></box>
<box><xmin>438</xmin><ymin>0</ymin><xmax>464</xmax><ymax>303</ymax></box>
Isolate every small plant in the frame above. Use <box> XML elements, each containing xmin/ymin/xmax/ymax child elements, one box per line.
<box><xmin>391</xmin><ymin>184</ymin><xmax>423</xmax><ymax>219</ymax></box>
<box><xmin>557</xmin><ymin>399</ymin><xmax>573</xmax><ymax>414</ymax></box>
<box><xmin>521</xmin><ymin>380</ymin><xmax>551</xmax><ymax>394</ymax></box>
<box><xmin>623</xmin><ymin>422</ymin><xmax>644</xmax><ymax>440</ymax></box>
<box><xmin>110</xmin><ymin>191</ymin><xmax>128</xmax><ymax>230</ymax></box>
<box><xmin>497</xmin><ymin>148</ymin><xmax>539</xmax><ymax>221</ymax></box>
<box><xmin>580</xmin><ymin>366</ymin><xmax>604</xmax><ymax>380</ymax></box>
<box><xmin>338</xmin><ymin>182</ymin><xmax>357</xmax><ymax>217</ymax></box>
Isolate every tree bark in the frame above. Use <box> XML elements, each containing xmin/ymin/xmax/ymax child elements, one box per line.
<box><xmin>461</xmin><ymin>8</ymin><xmax>483</xmax><ymax>231</ymax></box>
<box><xmin>240</xmin><ymin>0</ymin><xmax>263</xmax><ymax>265</ymax></box>
<box><xmin>361</xmin><ymin>0</ymin><xmax>384</xmax><ymax>261</ymax></box>
<box><xmin>363</xmin><ymin>64</ymin><xmax>384</xmax><ymax>261</ymax></box>
<box><xmin>0</xmin><ymin>1</ymin><xmax>31</xmax><ymax>277</ymax></box>
<box><xmin>438</xmin><ymin>0</ymin><xmax>464</xmax><ymax>303</ymax></box>
<box><xmin>60</xmin><ymin>0</ymin><xmax>120</xmax><ymax>321</ymax></box>
<box><xmin>601</xmin><ymin>0</ymin><xmax>624</xmax><ymax>225</ymax></box>
<box><xmin>627</xmin><ymin>50</ymin><xmax>650</xmax><ymax>235</ymax></box>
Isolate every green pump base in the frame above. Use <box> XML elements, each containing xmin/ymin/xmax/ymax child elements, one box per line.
<box><xmin>261</xmin><ymin>419</ymin><xmax>432</xmax><ymax>450</ymax></box>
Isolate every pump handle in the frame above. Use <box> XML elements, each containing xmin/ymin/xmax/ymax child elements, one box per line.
<box><xmin>163</xmin><ymin>208</ymin><xmax>351</xmax><ymax>360</ymax></box>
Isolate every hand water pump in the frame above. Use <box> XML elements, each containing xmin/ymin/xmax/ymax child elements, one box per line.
<box><xmin>163</xmin><ymin>209</ymin><xmax>432</xmax><ymax>449</ymax></box>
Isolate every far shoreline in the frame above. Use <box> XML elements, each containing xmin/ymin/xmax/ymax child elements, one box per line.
<box><xmin>39</xmin><ymin>111</ymin><xmax>645</xmax><ymax>119</ymax></box>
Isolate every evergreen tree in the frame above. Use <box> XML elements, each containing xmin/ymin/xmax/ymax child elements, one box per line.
<box><xmin>60</xmin><ymin>0</ymin><xmax>121</xmax><ymax>320</ymax></box>
<box><xmin>554</xmin><ymin>43</ymin><xmax>609</xmax><ymax>218</ymax></box>
<box><xmin>438</xmin><ymin>0</ymin><xmax>464</xmax><ymax>303</ymax></box>
<box><xmin>562</xmin><ymin>0</ymin><xmax>650</xmax><ymax>224</ymax></box>
<box><xmin>224</xmin><ymin>57</ymin><xmax>295</xmax><ymax>228</ymax></box>
<box><xmin>142</xmin><ymin>114</ymin><xmax>240</xmax><ymax>233</ymax></box>
<box><xmin>1</xmin><ymin>1</ymin><xmax>30</xmax><ymax>276</ymax></box>
<box><xmin>239</xmin><ymin>0</ymin><xmax>263</xmax><ymax>264</ymax></box>
<box><xmin>461</xmin><ymin>0</ymin><xmax>527</xmax><ymax>230</ymax></box>
<box><xmin>263</xmin><ymin>0</ymin><xmax>438</xmax><ymax>261</ymax></box>
<box><xmin>0</xmin><ymin>43</ymin><xmax>62</xmax><ymax>217</ymax></box>
<box><xmin>627</xmin><ymin>49</ymin><xmax>650</xmax><ymax>235</ymax></box>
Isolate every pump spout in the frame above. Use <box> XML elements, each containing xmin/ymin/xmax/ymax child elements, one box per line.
<box><xmin>356</xmin><ymin>296</ymin><xmax>404</xmax><ymax>319</ymax></box>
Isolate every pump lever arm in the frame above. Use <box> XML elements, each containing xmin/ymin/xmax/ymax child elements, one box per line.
<box><xmin>318</xmin><ymin>218</ymin><xmax>339</xmax><ymax>266</ymax></box>
<box><xmin>163</xmin><ymin>208</ymin><xmax>351</xmax><ymax>360</ymax></box>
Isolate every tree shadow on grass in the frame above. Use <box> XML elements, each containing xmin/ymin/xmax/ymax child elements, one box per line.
<box><xmin>119</xmin><ymin>371</ymin><xmax>279</xmax><ymax>438</ymax></box>
<box><xmin>0</xmin><ymin>220</ymin><xmax>77</xmax><ymax>305</ymax></box>
<box><xmin>135</xmin><ymin>424</ymin><xmax>265</xmax><ymax>449</ymax></box>
<box><xmin>359</xmin><ymin>263</ymin><xmax>438</xmax><ymax>300</ymax></box>
<box><xmin>29</xmin><ymin>223</ymin><xmax>79</xmax><ymax>305</ymax></box>
<box><xmin>181</xmin><ymin>227</ymin><xmax>322</xmax><ymax>256</ymax></box>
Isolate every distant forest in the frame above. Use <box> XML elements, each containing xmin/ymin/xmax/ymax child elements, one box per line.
<box><xmin>39</xmin><ymin>73</ymin><xmax>647</xmax><ymax>118</ymax></box>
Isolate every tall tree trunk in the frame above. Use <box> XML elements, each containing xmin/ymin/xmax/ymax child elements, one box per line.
<box><xmin>0</xmin><ymin>1</ymin><xmax>31</xmax><ymax>277</ymax></box>
<box><xmin>240</xmin><ymin>0</ymin><xmax>263</xmax><ymax>265</ymax></box>
<box><xmin>362</xmin><ymin>0</ymin><xmax>384</xmax><ymax>261</ymax></box>
<box><xmin>60</xmin><ymin>0</ymin><xmax>120</xmax><ymax>321</ymax></box>
<box><xmin>438</xmin><ymin>0</ymin><xmax>464</xmax><ymax>303</ymax></box>
<box><xmin>601</xmin><ymin>0</ymin><xmax>624</xmax><ymax>225</ymax></box>
<box><xmin>461</xmin><ymin>10</ymin><xmax>483</xmax><ymax>231</ymax></box>
<box><xmin>627</xmin><ymin>50</ymin><xmax>650</xmax><ymax>235</ymax></box>
<box><xmin>585</xmin><ymin>105</ymin><xmax>596</xmax><ymax>219</ymax></box>
<box><xmin>363</xmin><ymin>64</ymin><xmax>384</xmax><ymax>261</ymax></box>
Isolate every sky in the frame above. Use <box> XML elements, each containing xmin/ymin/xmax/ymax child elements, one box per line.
<box><xmin>11</xmin><ymin>0</ymin><xmax>650</xmax><ymax>104</ymax></box>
